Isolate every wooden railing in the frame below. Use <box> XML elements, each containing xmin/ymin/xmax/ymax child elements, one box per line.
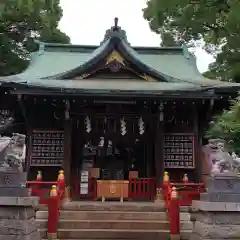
<box><xmin>26</xmin><ymin>170</ymin><xmax>66</xmax><ymax>240</ymax></box>
<box><xmin>129</xmin><ymin>178</ymin><xmax>156</xmax><ymax>200</ymax></box>
<box><xmin>162</xmin><ymin>173</ymin><xmax>205</xmax><ymax>207</ymax></box>
<box><xmin>173</xmin><ymin>182</ymin><xmax>205</xmax><ymax>206</ymax></box>
<box><xmin>162</xmin><ymin>171</ymin><xmax>205</xmax><ymax>240</ymax></box>
<box><xmin>27</xmin><ymin>180</ymin><xmax>56</xmax><ymax>204</ymax></box>
<box><xmin>70</xmin><ymin>177</ymin><xmax>156</xmax><ymax>201</ymax></box>
<box><xmin>26</xmin><ymin>170</ymin><xmax>204</xmax><ymax>240</ymax></box>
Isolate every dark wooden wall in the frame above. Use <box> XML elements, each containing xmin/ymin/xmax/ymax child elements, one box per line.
<box><xmin>9</xmin><ymin>95</ymin><xmax>211</xmax><ymax>183</ymax></box>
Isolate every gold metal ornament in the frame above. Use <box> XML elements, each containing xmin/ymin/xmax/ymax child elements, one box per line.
<box><xmin>105</xmin><ymin>51</ymin><xmax>125</xmax><ymax>65</ymax></box>
<box><xmin>109</xmin><ymin>184</ymin><xmax>117</xmax><ymax>194</ymax></box>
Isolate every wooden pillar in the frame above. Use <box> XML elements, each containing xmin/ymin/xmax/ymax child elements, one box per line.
<box><xmin>64</xmin><ymin>120</ymin><xmax>71</xmax><ymax>186</ymax></box>
<box><xmin>193</xmin><ymin>105</ymin><xmax>201</xmax><ymax>182</ymax></box>
<box><xmin>63</xmin><ymin>101</ymin><xmax>72</xmax><ymax>189</ymax></box>
<box><xmin>17</xmin><ymin>95</ymin><xmax>31</xmax><ymax>174</ymax></box>
<box><xmin>146</xmin><ymin>112</ymin><xmax>153</xmax><ymax>178</ymax></box>
<box><xmin>154</xmin><ymin>114</ymin><xmax>164</xmax><ymax>186</ymax></box>
<box><xmin>25</xmin><ymin>128</ymin><xmax>32</xmax><ymax>174</ymax></box>
<box><xmin>198</xmin><ymin>100</ymin><xmax>212</xmax><ymax>183</ymax></box>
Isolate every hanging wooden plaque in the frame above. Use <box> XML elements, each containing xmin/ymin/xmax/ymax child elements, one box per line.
<box><xmin>30</xmin><ymin>130</ymin><xmax>64</xmax><ymax>167</ymax></box>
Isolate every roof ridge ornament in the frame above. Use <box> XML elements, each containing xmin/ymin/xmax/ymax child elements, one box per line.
<box><xmin>113</xmin><ymin>17</ymin><xmax>119</xmax><ymax>31</ymax></box>
<box><xmin>100</xmin><ymin>17</ymin><xmax>130</xmax><ymax>45</ymax></box>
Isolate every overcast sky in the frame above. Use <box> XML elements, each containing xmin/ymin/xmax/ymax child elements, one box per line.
<box><xmin>59</xmin><ymin>0</ymin><xmax>214</xmax><ymax>73</ymax></box>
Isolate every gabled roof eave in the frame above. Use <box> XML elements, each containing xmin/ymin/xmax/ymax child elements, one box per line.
<box><xmin>41</xmin><ymin>36</ymin><xmax>175</xmax><ymax>82</ymax></box>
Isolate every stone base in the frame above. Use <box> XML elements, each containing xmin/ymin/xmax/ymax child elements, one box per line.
<box><xmin>191</xmin><ymin>220</ymin><xmax>240</xmax><ymax>239</ymax></box>
<box><xmin>0</xmin><ymin>230</ymin><xmax>40</xmax><ymax>240</ymax></box>
<box><xmin>201</xmin><ymin>192</ymin><xmax>240</xmax><ymax>202</ymax></box>
<box><xmin>0</xmin><ymin>196</ymin><xmax>40</xmax><ymax>240</ymax></box>
<box><xmin>190</xmin><ymin>233</ymin><xmax>229</xmax><ymax>240</ymax></box>
<box><xmin>206</xmin><ymin>175</ymin><xmax>240</xmax><ymax>194</ymax></box>
<box><xmin>0</xmin><ymin>186</ymin><xmax>29</xmax><ymax>197</ymax></box>
<box><xmin>0</xmin><ymin>169</ymin><xmax>28</xmax><ymax>197</ymax></box>
<box><xmin>190</xmin><ymin>175</ymin><xmax>240</xmax><ymax>239</ymax></box>
<box><xmin>190</xmin><ymin>200</ymin><xmax>240</xmax><ymax>239</ymax></box>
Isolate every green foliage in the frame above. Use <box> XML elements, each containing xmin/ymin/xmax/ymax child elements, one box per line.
<box><xmin>160</xmin><ymin>32</ymin><xmax>181</xmax><ymax>47</ymax></box>
<box><xmin>143</xmin><ymin>0</ymin><xmax>240</xmax><ymax>81</ymax></box>
<box><xmin>206</xmin><ymin>96</ymin><xmax>240</xmax><ymax>153</ymax></box>
<box><xmin>0</xmin><ymin>0</ymin><xmax>70</xmax><ymax>76</ymax></box>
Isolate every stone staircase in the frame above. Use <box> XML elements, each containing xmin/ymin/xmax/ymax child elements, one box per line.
<box><xmin>36</xmin><ymin>201</ymin><xmax>192</xmax><ymax>240</ymax></box>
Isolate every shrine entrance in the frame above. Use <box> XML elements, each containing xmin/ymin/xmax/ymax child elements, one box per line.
<box><xmin>70</xmin><ymin>106</ymin><xmax>154</xmax><ymax>200</ymax></box>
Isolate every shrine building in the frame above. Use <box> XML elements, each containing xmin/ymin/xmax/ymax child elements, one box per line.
<box><xmin>0</xmin><ymin>18</ymin><xmax>240</xmax><ymax>199</ymax></box>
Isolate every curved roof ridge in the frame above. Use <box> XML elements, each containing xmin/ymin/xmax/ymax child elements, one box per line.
<box><xmin>43</xmin><ymin>37</ymin><xmax>176</xmax><ymax>82</ymax></box>
<box><xmin>34</xmin><ymin>39</ymin><xmax>186</xmax><ymax>54</ymax></box>
<box><xmin>42</xmin><ymin>39</ymin><xmax>112</xmax><ymax>80</ymax></box>
<box><xmin>121</xmin><ymin>41</ymin><xmax>217</xmax><ymax>86</ymax></box>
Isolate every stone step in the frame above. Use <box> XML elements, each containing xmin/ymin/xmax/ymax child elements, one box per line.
<box><xmin>37</xmin><ymin>219</ymin><xmax>192</xmax><ymax>231</ymax></box>
<box><xmin>37</xmin><ymin>202</ymin><xmax>189</xmax><ymax>213</ymax></box>
<box><xmin>42</xmin><ymin>239</ymin><xmax>165</xmax><ymax>240</ymax></box>
<box><xmin>38</xmin><ymin>202</ymin><xmax>190</xmax><ymax>211</ymax></box>
<box><xmin>60</xmin><ymin>201</ymin><xmax>166</xmax><ymax>212</ymax></box>
<box><xmin>37</xmin><ymin>219</ymin><xmax>170</xmax><ymax>230</ymax></box>
<box><xmin>42</xmin><ymin>237</ymin><xmax>190</xmax><ymax>240</ymax></box>
<box><xmin>39</xmin><ymin>228</ymin><xmax>191</xmax><ymax>239</ymax></box>
<box><xmin>180</xmin><ymin>206</ymin><xmax>190</xmax><ymax>212</ymax></box>
<box><xmin>38</xmin><ymin>201</ymin><xmax>166</xmax><ymax>212</ymax></box>
<box><xmin>36</xmin><ymin>210</ymin><xmax>191</xmax><ymax>221</ymax></box>
<box><xmin>42</xmin><ymin>239</ymin><xmax>161</xmax><ymax>240</ymax></box>
<box><xmin>36</xmin><ymin>210</ymin><xmax>171</xmax><ymax>221</ymax></box>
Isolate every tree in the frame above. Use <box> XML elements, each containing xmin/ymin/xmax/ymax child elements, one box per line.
<box><xmin>160</xmin><ymin>32</ymin><xmax>181</xmax><ymax>47</ymax></box>
<box><xmin>0</xmin><ymin>0</ymin><xmax>70</xmax><ymax>76</ymax></box>
<box><xmin>207</xmin><ymin>42</ymin><xmax>240</xmax><ymax>82</ymax></box>
<box><xmin>206</xmin><ymin>96</ymin><xmax>240</xmax><ymax>153</ymax></box>
<box><xmin>143</xmin><ymin>0</ymin><xmax>240</xmax><ymax>81</ymax></box>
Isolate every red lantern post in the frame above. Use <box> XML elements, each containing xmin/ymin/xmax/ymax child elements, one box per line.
<box><xmin>57</xmin><ymin>169</ymin><xmax>70</xmax><ymax>202</ymax></box>
<box><xmin>183</xmin><ymin>173</ymin><xmax>188</xmax><ymax>184</ymax></box>
<box><xmin>162</xmin><ymin>171</ymin><xmax>170</xmax><ymax>207</ymax></box>
<box><xmin>169</xmin><ymin>187</ymin><xmax>180</xmax><ymax>240</ymax></box>
<box><xmin>47</xmin><ymin>185</ymin><xmax>60</xmax><ymax>240</ymax></box>
<box><xmin>29</xmin><ymin>171</ymin><xmax>42</xmax><ymax>196</ymax></box>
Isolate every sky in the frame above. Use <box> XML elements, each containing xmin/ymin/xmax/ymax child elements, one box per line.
<box><xmin>59</xmin><ymin>0</ymin><xmax>214</xmax><ymax>73</ymax></box>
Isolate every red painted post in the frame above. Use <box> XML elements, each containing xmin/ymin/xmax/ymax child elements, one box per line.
<box><xmin>169</xmin><ymin>187</ymin><xmax>180</xmax><ymax>240</ymax></box>
<box><xmin>47</xmin><ymin>185</ymin><xmax>60</xmax><ymax>240</ymax></box>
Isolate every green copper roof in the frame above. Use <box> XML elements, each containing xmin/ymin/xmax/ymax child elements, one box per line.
<box><xmin>18</xmin><ymin>79</ymin><xmax>203</xmax><ymax>91</ymax></box>
<box><xmin>1</xmin><ymin>19</ymin><xmax>240</xmax><ymax>95</ymax></box>
<box><xmin>1</xmin><ymin>43</ymin><xmax>216</xmax><ymax>84</ymax></box>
